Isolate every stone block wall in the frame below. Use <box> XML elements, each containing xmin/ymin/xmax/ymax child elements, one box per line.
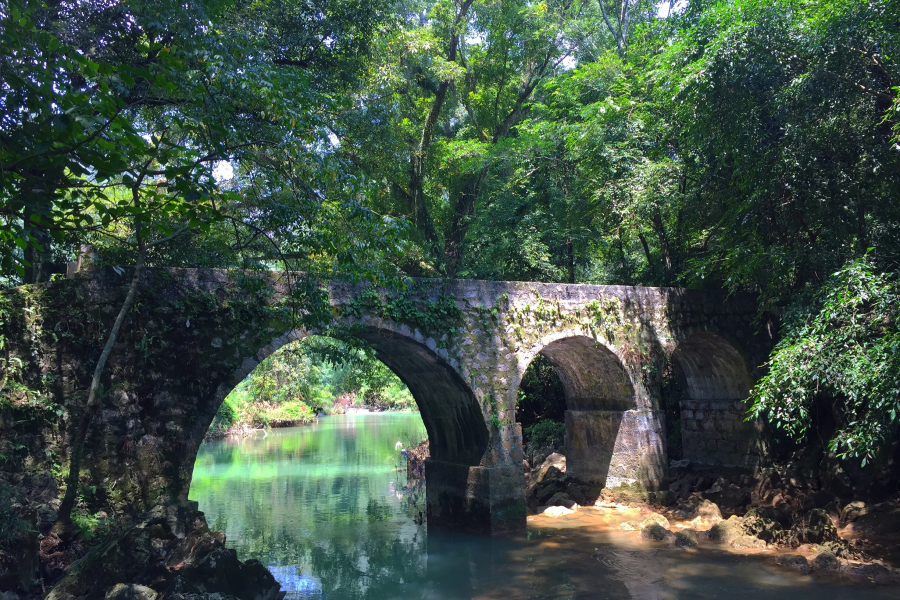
<box><xmin>680</xmin><ymin>399</ymin><xmax>765</xmax><ymax>467</ymax></box>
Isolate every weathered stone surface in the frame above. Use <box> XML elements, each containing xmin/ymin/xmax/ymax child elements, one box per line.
<box><xmin>640</xmin><ymin>524</ymin><xmax>673</xmax><ymax>542</ymax></box>
<box><xmin>811</xmin><ymin>552</ymin><xmax>842</xmax><ymax>572</ymax></box>
<box><xmin>0</xmin><ymin>269</ymin><xmax>771</xmax><ymax>536</ymax></box>
<box><xmin>105</xmin><ymin>584</ymin><xmax>158</xmax><ymax>600</ymax></box>
<box><xmin>673</xmin><ymin>529</ymin><xmax>698</xmax><ymax>547</ymax></box>
<box><xmin>639</xmin><ymin>513</ymin><xmax>670</xmax><ymax>530</ymax></box>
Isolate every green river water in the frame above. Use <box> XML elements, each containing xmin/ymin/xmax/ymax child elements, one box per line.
<box><xmin>188</xmin><ymin>413</ymin><xmax>898</xmax><ymax>600</ymax></box>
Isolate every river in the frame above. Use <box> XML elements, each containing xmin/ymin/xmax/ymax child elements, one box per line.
<box><xmin>188</xmin><ymin>413</ymin><xmax>898</xmax><ymax>600</ymax></box>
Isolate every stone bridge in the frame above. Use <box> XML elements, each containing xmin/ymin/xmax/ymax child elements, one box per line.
<box><xmin>1</xmin><ymin>267</ymin><xmax>774</xmax><ymax>534</ymax></box>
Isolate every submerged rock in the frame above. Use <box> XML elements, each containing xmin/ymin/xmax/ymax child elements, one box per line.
<box><xmin>618</xmin><ymin>521</ymin><xmax>638</xmax><ymax>531</ymax></box>
<box><xmin>845</xmin><ymin>562</ymin><xmax>900</xmax><ymax>584</ymax></box>
<box><xmin>776</xmin><ymin>555</ymin><xmax>810</xmax><ymax>575</ymax></box>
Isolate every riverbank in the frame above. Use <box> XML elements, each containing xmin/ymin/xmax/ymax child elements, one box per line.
<box><xmin>205</xmin><ymin>403</ymin><xmax>420</xmax><ymax>440</ymax></box>
<box><xmin>525</xmin><ymin>452</ymin><xmax>900</xmax><ymax>586</ymax></box>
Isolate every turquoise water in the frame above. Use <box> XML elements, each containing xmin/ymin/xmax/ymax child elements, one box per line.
<box><xmin>189</xmin><ymin>414</ymin><xmax>899</xmax><ymax>600</ymax></box>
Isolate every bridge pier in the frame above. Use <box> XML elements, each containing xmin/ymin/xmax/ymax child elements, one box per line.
<box><xmin>565</xmin><ymin>409</ymin><xmax>667</xmax><ymax>490</ymax></box>
<box><xmin>424</xmin><ymin>460</ymin><xmax>526</xmax><ymax>535</ymax></box>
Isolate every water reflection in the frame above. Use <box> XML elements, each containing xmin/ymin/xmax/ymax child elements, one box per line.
<box><xmin>189</xmin><ymin>414</ymin><xmax>897</xmax><ymax>600</ymax></box>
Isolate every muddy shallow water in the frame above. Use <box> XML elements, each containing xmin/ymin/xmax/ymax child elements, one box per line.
<box><xmin>189</xmin><ymin>414</ymin><xmax>899</xmax><ymax>599</ymax></box>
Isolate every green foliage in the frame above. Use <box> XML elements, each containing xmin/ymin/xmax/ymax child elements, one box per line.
<box><xmin>749</xmin><ymin>256</ymin><xmax>900</xmax><ymax>463</ymax></box>
<box><xmin>515</xmin><ymin>354</ymin><xmax>566</xmax><ymax>430</ymax></box>
<box><xmin>215</xmin><ymin>335</ymin><xmax>416</xmax><ymax>432</ymax></box>
<box><xmin>523</xmin><ymin>420</ymin><xmax>566</xmax><ymax>460</ymax></box>
<box><xmin>343</xmin><ymin>283</ymin><xmax>461</xmax><ymax>340</ymax></box>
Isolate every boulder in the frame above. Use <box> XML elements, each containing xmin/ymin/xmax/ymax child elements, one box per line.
<box><xmin>639</xmin><ymin>513</ymin><xmax>670</xmax><ymax>530</ymax></box>
<box><xmin>527</xmin><ymin>454</ymin><xmax>566</xmax><ymax>492</ymax></box>
<box><xmin>640</xmin><ymin>524</ymin><xmax>673</xmax><ymax>542</ymax></box>
<box><xmin>46</xmin><ymin>507</ymin><xmax>282</xmax><ymax>600</ymax></box>
<box><xmin>802</xmin><ymin>509</ymin><xmax>838</xmax><ymax>544</ymax></box>
<box><xmin>811</xmin><ymin>552</ymin><xmax>841</xmax><ymax>572</ymax></box>
<box><xmin>840</xmin><ymin>500</ymin><xmax>868</xmax><ymax>525</ymax></box>
<box><xmin>703</xmin><ymin>480</ymin><xmax>750</xmax><ymax>510</ymax></box>
<box><xmin>708</xmin><ymin>516</ymin><xmax>766</xmax><ymax>549</ymax></box>
<box><xmin>694</xmin><ymin>500</ymin><xmax>722</xmax><ymax>522</ymax></box>
<box><xmin>742</xmin><ymin>507</ymin><xmax>791</xmax><ymax>545</ymax></box>
<box><xmin>618</xmin><ymin>522</ymin><xmax>638</xmax><ymax>531</ymax></box>
<box><xmin>546</xmin><ymin>493</ymin><xmax>577</xmax><ymax>510</ymax></box>
<box><xmin>847</xmin><ymin>502</ymin><xmax>900</xmax><ymax>539</ymax></box>
<box><xmin>674</xmin><ymin>529</ymin><xmax>698</xmax><ymax>548</ymax></box>
<box><xmin>105</xmin><ymin>585</ymin><xmax>158</xmax><ymax>600</ymax></box>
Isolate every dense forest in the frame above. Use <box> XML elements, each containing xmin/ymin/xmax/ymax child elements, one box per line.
<box><xmin>2</xmin><ymin>0</ymin><xmax>899</xmax><ymax>462</ymax></box>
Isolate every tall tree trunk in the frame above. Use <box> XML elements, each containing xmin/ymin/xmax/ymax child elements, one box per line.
<box><xmin>443</xmin><ymin>168</ymin><xmax>487</xmax><ymax>277</ymax></box>
<box><xmin>637</xmin><ymin>230</ymin><xmax>653</xmax><ymax>273</ymax></box>
<box><xmin>405</xmin><ymin>0</ymin><xmax>475</xmax><ymax>256</ymax></box>
<box><xmin>652</xmin><ymin>210</ymin><xmax>673</xmax><ymax>282</ymax></box>
<box><xmin>566</xmin><ymin>237</ymin><xmax>575</xmax><ymax>284</ymax></box>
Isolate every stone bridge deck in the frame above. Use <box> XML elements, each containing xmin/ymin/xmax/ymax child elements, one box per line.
<box><xmin>1</xmin><ymin>267</ymin><xmax>774</xmax><ymax>534</ymax></box>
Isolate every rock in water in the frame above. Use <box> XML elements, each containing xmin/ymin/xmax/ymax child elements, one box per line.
<box><xmin>546</xmin><ymin>492</ymin><xmax>577</xmax><ymax>509</ymax></box>
<box><xmin>695</xmin><ymin>500</ymin><xmax>722</xmax><ymax>521</ymax></box>
<box><xmin>776</xmin><ymin>555</ymin><xmax>810</xmax><ymax>575</ymax></box>
<box><xmin>639</xmin><ymin>513</ymin><xmax>670</xmax><ymax>530</ymax></box>
<box><xmin>674</xmin><ymin>529</ymin><xmax>698</xmax><ymax>548</ymax></box>
<box><xmin>811</xmin><ymin>552</ymin><xmax>841</xmax><ymax>572</ymax></box>
<box><xmin>105</xmin><ymin>585</ymin><xmax>158</xmax><ymax>600</ymax></box>
<box><xmin>640</xmin><ymin>524</ymin><xmax>674</xmax><ymax>542</ymax></box>
<box><xmin>543</xmin><ymin>506</ymin><xmax>575</xmax><ymax>518</ymax></box>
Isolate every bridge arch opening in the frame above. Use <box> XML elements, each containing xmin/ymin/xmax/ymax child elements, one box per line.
<box><xmin>519</xmin><ymin>336</ymin><xmax>649</xmax><ymax>491</ymax></box>
<box><xmin>671</xmin><ymin>331</ymin><xmax>757</xmax><ymax>466</ymax></box>
<box><xmin>187</xmin><ymin>326</ymin><xmax>493</xmax><ymax>536</ymax></box>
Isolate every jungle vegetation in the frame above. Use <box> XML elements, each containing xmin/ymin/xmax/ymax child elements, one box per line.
<box><xmin>1</xmin><ymin>0</ymin><xmax>899</xmax><ymax>463</ymax></box>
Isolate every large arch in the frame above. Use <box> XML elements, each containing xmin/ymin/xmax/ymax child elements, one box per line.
<box><xmin>519</xmin><ymin>334</ymin><xmax>666</xmax><ymax>490</ymax></box>
<box><xmin>671</xmin><ymin>331</ymin><xmax>761</xmax><ymax>466</ymax></box>
<box><xmin>185</xmin><ymin>323</ymin><xmax>494</xmax><ymax>532</ymax></box>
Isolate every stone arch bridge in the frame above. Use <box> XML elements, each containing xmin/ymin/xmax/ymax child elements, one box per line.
<box><xmin>3</xmin><ymin>267</ymin><xmax>774</xmax><ymax>534</ymax></box>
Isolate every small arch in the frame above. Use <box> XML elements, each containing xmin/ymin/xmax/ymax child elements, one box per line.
<box><xmin>517</xmin><ymin>335</ymin><xmax>663</xmax><ymax>491</ymax></box>
<box><xmin>671</xmin><ymin>331</ymin><xmax>758</xmax><ymax>466</ymax></box>
<box><xmin>537</xmin><ymin>336</ymin><xmax>636</xmax><ymax>411</ymax></box>
<box><xmin>671</xmin><ymin>331</ymin><xmax>752</xmax><ymax>401</ymax></box>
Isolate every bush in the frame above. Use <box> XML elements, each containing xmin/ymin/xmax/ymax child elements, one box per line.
<box><xmin>749</xmin><ymin>256</ymin><xmax>900</xmax><ymax>463</ymax></box>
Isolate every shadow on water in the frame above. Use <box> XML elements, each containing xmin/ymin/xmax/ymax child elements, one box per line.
<box><xmin>189</xmin><ymin>415</ymin><xmax>898</xmax><ymax>600</ymax></box>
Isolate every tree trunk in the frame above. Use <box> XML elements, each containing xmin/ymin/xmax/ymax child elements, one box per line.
<box><xmin>54</xmin><ymin>249</ymin><xmax>145</xmax><ymax>534</ymax></box>
<box><xmin>443</xmin><ymin>168</ymin><xmax>487</xmax><ymax>277</ymax></box>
